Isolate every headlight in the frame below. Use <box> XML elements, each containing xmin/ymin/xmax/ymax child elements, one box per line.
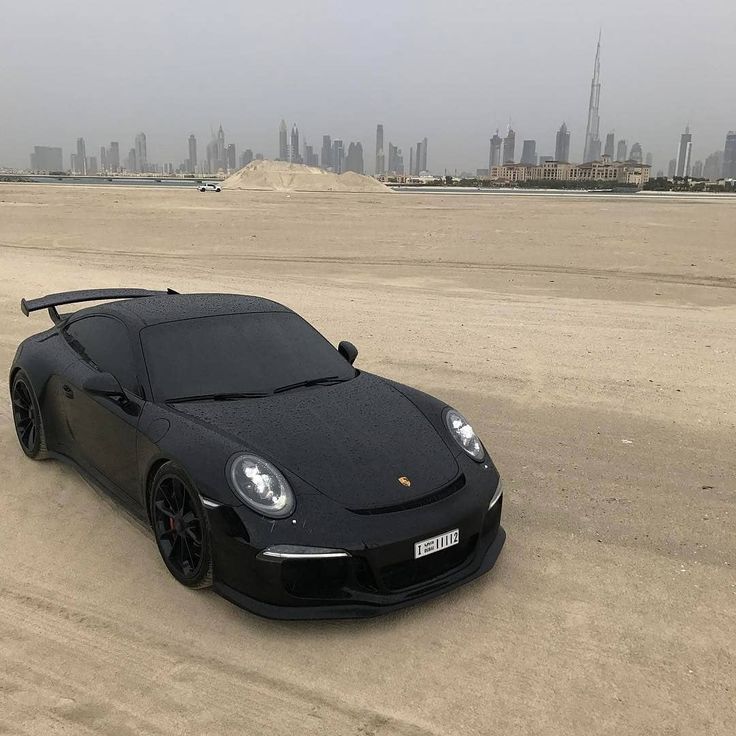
<box><xmin>444</xmin><ymin>408</ymin><xmax>485</xmax><ymax>461</ymax></box>
<box><xmin>227</xmin><ymin>453</ymin><xmax>295</xmax><ymax>518</ymax></box>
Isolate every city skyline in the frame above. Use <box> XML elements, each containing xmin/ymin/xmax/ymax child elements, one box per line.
<box><xmin>1</xmin><ymin>1</ymin><xmax>734</xmax><ymax>174</ymax></box>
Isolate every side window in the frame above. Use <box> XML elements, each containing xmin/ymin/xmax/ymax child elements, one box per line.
<box><xmin>65</xmin><ymin>316</ymin><xmax>139</xmax><ymax>393</ymax></box>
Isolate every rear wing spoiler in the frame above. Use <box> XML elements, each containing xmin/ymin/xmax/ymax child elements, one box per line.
<box><xmin>21</xmin><ymin>288</ymin><xmax>178</xmax><ymax>323</ymax></box>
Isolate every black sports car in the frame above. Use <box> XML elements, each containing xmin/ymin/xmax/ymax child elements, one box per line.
<box><xmin>10</xmin><ymin>288</ymin><xmax>505</xmax><ymax>619</ymax></box>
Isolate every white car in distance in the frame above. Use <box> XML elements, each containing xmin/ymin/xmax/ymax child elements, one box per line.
<box><xmin>197</xmin><ymin>182</ymin><xmax>222</xmax><ymax>192</ymax></box>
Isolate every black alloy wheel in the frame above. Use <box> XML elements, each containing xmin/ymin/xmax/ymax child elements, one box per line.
<box><xmin>151</xmin><ymin>463</ymin><xmax>212</xmax><ymax>588</ymax></box>
<box><xmin>11</xmin><ymin>372</ymin><xmax>46</xmax><ymax>459</ymax></box>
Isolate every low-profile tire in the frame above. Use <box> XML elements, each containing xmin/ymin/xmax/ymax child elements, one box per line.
<box><xmin>11</xmin><ymin>370</ymin><xmax>48</xmax><ymax>460</ymax></box>
<box><xmin>150</xmin><ymin>462</ymin><xmax>213</xmax><ymax>589</ymax></box>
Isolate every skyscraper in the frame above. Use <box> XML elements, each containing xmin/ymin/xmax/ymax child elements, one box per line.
<box><xmin>331</xmin><ymin>139</ymin><xmax>344</xmax><ymax>173</ymax></box>
<box><xmin>692</xmin><ymin>160</ymin><xmax>704</xmax><ymax>178</ymax></box>
<box><xmin>409</xmin><ymin>146</ymin><xmax>414</xmax><ymax>176</ymax></box>
<box><xmin>134</xmin><ymin>132</ymin><xmax>147</xmax><ymax>173</ymax></box>
<box><xmin>375</xmin><ymin>124</ymin><xmax>385</xmax><ymax>175</ymax></box>
<box><xmin>503</xmin><ymin>128</ymin><xmax>516</xmax><ymax>164</ymax></box>
<box><xmin>520</xmin><ymin>140</ymin><xmax>537</xmax><ymax>165</ymax></box>
<box><xmin>188</xmin><ymin>134</ymin><xmax>197</xmax><ymax>173</ymax></box>
<box><xmin>604</xmin><ymin>132</ymin><xmax>615</xmax><ymax>159</ymax></box>
<box><xmin>723</xmin><ymin>131</ymin><xmax>736</xmax><ymax>178</ymax></box>
<box><xmin>489</xmin><ymin>131</ymin><xmax>502</xmax><ymax>168</ymax></box>
<box><xmin>76</xmin><ymin>137</ymin><xmax>87</xmax><ymax>174</ymax></box>
<box><xmin>629</xmin><ymin>142</ymin><xmax>643</xmax><ymax>164</ymax></box>
<box><xmin>108</xmin><ymin>142</ymin><xmax>120</xmax><ymax>172</ymax></box>
<box><xmin>583</xmin><ymin>33</ymin><xmax>602</xmax><ymax>163</ymax></box>
<box><xmin>321</xmin><ymin>135</ymin><xmax>332</xmax><ymax>169</ymax></box>
<box><xmin>387</xmin><ymin>143</ymin><xmax>404</xmax><ymax>174</ymax></box>
<box><xmin>30</xmin><ymin>146</ymin><xmax>63</xmax><ymax>172</ymax></box>
<box><xmin>240</xmin><ymin>149</ymin><xmax>254</xmax><ymax>168</ymax></box>
<box><xmin>703</xmin><ymin>150</ymin><xmax>723</xmax><ymax>180</ymax></box>
<box><xmin>554</xmin><ymin>123</ymin><xmax>570</xmax><ymax>162</ymax></box>
<box><xmin>290</xmin><ymin>124</ymin><xmax>300</xmax><ymax>164</ymax></box>
<box><xmin>278</xmin><ymin>120</ymin><xmax>288</xmax><ymax>161</ymax></box>
<box><xmin>216</xmin><ymin>125</ymin><xmax>226</xmax><ymax>170</ymax></box>
<box><xmin>99</xmin><ymin>146</ymin><xmax>107</xmax><ymax>172</ymax></box>
<box><xmin>87</xmin><ymin>156</ymin><xmax>98</xmax><ymax>175</ymax></box>
<box><xmin>345</xmin><ymin>142</ymin><xmax>364</xmax><ymax>174</ymax></box>
<box><xmin>413</xmin><ymin>137</ymin><xmax>427</xmax><ymax>174</ymax></box>
<box><xmin>675</xmin><ymin>126</ymin><xmax>692</xmax><ymax>177</ymax></box>
<box><xmin>226</xmin><ymin>143</ymin><xmax>236</xmax><ymax>171</ymax></box>
<box><xmin>667</xmin><ymin>159</ymin><xmax>676</xmax><ymax>178</ymax></box>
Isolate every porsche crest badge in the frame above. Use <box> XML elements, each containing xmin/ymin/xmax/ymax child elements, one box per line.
<box><xmin>398</xmin><ymin>476</ymin><xmax>412</xmax><ymax>487</ymax></box>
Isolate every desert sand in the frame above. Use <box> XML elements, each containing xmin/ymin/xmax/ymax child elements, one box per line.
<box><xmin>0</xmin><ymin>184</ymin><xmax>734</xmax><ymax>735</ymax></box>
<box><xmin>221</xmin><ymin>159</ymin><xmax>390</xmax><ymax>192</ymax></box>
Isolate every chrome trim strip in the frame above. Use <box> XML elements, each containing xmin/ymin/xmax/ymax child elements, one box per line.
<box><xmin>200</xmin><ymin>496</ymin><xmax>221</xmax><ymax>509</ymax></box>
<box><xmin>488</xmin><ymin>478</ymin><xmax>504</xmax><ymax>510</ymax></box>
<box><xmin>261</xmin><ymin>549</ymin><xmax>351</xmax><ymax>560</ymax></box>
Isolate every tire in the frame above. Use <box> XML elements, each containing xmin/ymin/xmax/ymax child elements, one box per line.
<box><xmin>150</xmin><ymin>462</ymin><xmax>213</xmax><ymax>589</ymax></box>
<box><xmin>11</xmin><ymin>370</ymin><xmax>48</xmax><ymax>460</ymax></box>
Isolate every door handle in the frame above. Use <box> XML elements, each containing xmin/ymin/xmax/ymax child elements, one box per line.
<box><xmin>62</xmin><ymin>384</ymin><xmax>74</xmax><ymax>399</ymax></box>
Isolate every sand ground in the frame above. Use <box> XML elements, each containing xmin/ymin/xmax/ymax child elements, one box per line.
<box><xmin>0</xmin><ymin>184</ymin><xmax>734</xmax><ymax>736</ymax></box>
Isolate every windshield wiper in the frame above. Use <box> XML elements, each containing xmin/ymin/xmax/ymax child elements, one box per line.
<box><xmin>166</xmin><ymin>392</ymin><xmax>270</xmax><ymax>403</ymax></box>
<box><xmin>272</xmin><ymin>375</ymin><xmax>347</xmax><ymax>394</ymax></box>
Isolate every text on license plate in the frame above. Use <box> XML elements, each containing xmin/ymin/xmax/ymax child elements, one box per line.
<box><xmin>414</xmin><ymin>529</ymin><xmax>460</xmax><ymax>559</ymax></box>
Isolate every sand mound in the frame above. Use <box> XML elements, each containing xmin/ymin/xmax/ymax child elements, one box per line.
<box><xmin>221</xmin><ymin>159</ymin><xmax>390</xmax><ymax>193</ymax></box>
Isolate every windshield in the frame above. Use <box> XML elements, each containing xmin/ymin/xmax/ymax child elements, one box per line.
<box><xmin>141</xmin><ymin>312</ymin><xmax>356</xmax><ymax>402</ymax></box>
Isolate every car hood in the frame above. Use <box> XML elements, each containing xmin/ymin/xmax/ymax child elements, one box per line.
<box><xmin>173</xmin><ymin>373</ymin><xmax>459</xmax><ymax>510</ymax></box>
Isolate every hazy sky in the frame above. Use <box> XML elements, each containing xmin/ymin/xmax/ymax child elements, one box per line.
<box><xmin>2</xmin><ymin>0</ymin><xmax>734</xmax><ymax>173</ymax></box>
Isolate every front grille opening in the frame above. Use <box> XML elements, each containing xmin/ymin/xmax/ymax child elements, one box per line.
<box><xmin>349</xmin><ymin>473</ymin><xmax>466</xmax><ymax>515</ymax></box>
<box><xmin>281</xmin><ymin>558</ymin><xmax>350</xmax><ymax>599</ymax></box>
<box><xmin>380</xmin><ymin>534</ymin><xmax>478</xmax><ymax>591</ymax></box>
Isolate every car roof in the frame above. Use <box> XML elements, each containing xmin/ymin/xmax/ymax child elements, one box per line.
<box><xmin>70</xmin><ymin>293</ymin><xmax>292</xmax><ymax>328</ymax></box>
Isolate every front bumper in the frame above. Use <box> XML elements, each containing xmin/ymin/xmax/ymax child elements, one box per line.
<box><xmin>207</xmin><ymin>466</ymin><xmax>505</xmax><ymax>619</ymax></box>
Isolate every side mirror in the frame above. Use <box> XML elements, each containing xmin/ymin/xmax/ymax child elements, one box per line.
<box><xmin>83</xmin><ymin>371</ymin><xmax>125</xmax><ymax>397</ymax></box>
<box><xmin>338</xmin><ymin>340</ymin><xmax>358</xmax><ymax>365</ymax></box>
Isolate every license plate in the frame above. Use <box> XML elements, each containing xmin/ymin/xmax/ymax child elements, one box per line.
<box><xmin>414</xmin><ymin>529</ymin><xmax>459</xmax><ymax>559</ymax></box>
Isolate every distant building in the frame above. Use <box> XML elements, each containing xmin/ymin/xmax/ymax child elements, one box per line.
<box><xmin>554</xmin><ymin>123</ymin><xmax>570</xmax><ymax>163</ymax></box>
<box><xmin>321</xmin><ymin>135</ymin><xmax>332</xmax><ymax>169</ymax></box>
<box><xmin>226</xmin><ymin>143</ymin><xmax>236</xmax><ymax>171</ymax></box>
<box><xmin>345</xmin><ymin>142</ymin><xmax>364</xmax><ymax>174</ymax></box>
<box><xmin>503</xmin><ymin>128</ymin><xmax>516</xmax><ymax>164</ymax></box>
<box><xmin>289</xmin><ymin>124</ymin><xmax>301</xmax><ymax>164</ymax></box>
<box><xmin>629</xmin><ymin>143</ymin><xmax>643</xmax><ymax>164</ymax></box>
<box><xmin>135</xmin><ymin>132</ymin><xmax>147</xmax><ymax>173</ymax></box>
<box><xmin>375</xmin><ymin>124</ymin><xmax>385</xmax><ymax>175</ymax></box>
<box><xmin>691</xmin><ymin>160</ymin><xmax>704</xmax><ymax>178</ymax></box>
<box><xmin>490</xmin><ymin>159</ymin><xmax>650</xmax><ymax>187</ymax></box>
<box><xmin>387</xmin><ymin>142</ymin><xmax>404</xmax><ymax>174</ymax></box>
<box><xmin>645</xmin><ymin>152</ymin><xmax>653</xmax><ymax>167</ymax></box>
<box><xmin>100</xmin><ymin>146</ymin><xmax>107</xmax><ymax>172</ymax></box>
<box><xmin>278</xmin><ymin>120</ymin><xmax>288</xmax><ymax>161</ymax></box>
<box><xmin>304</xmin><ymin>143</ymin><xmax>318</xmax><ymax>167</ymax></box>
<box><xmin>723</xmin><ymin>131</ymin><xmax>736</xmax><ymax>178</ymax></box>
<box><xmin>583</xmin><ymin>33</ymin><xmax>602</xmax><ymax>163</ymax></box>
<box><xmin>75</xmin><ymin>137</ymin><xmax>87</xmax><ymax>174</ymax></box>
<box><xmin>216</xmin><ymin>126</ymin><xmax>225</xmax><ymax>170</ymax></box>
<box><xmin>616</xmin><ymin>139</ymin><xmax>627</xmax><ymax>162</ymax></box>
<box><xmin>87</xmin><ymin>156</ymin><xmax>98</xmax><ymax>175</ymax></box>
<box><xmin>489</xmin><ymin>130</ymin><xmax>503</xmax><ymax>168</ymax></box>
<box><xmin>667</xmin><ymin>159</ymin><xmax>676</xmax><ymax>178</ymax></box>
<box><xmin>188</xmin><ymin>134</ymin><xmax>197</xmax><ymax>173</ymax></box>
<box><xmin>703</xmin><ymin>150</ymin><xmax>723</xmax><ymax>180</ymax></box>
<box><xmin>239</xmin><ymin>149</ymin><xmax>254</xmax><ymax>168</ymax></box>
<box><xmin>331</xmin><ymin>139</ymin><xmax>344</xmax><ymax>173</ymax></box>
<box><xmin>127</xmin><ymin>148</ymin><xmax>136</xmax><ymax>172</ymax></box>
<box><xmin>108</xmin><ymin>142</ymin><xmax>120</xmax><ymax>172</ymax></box>
<box><xmin>520</xmin><ymin>139</ymin><xmax>537</xmax><ymax>165</ymax></box>
<box><xmin>538</xmin><ymin>155</ymin><xmax>553</xmax><ymax>164</ymax></box>
<box><xmin>412</xmin><ymin>137</ymin><xmax>427</xmax><ymax>174</ymax></box>
<box><xmin>675</xmin><ymin>126</ymin><xmax>692</xmax><ymax>177</ymax></box>
<box><xmin>604</xmin><ymin>132</ymin><xmax>615</xmax><ymax>159</ymax></box>
<box><xmin>409</xmin><ymin>146</ymin><xmax>414</xmax><ymax>176</ymax></box>
<box><xmin>30</xmin><ymin>146</ymin><xmax>63</xmax><ymax>172</ymax></box>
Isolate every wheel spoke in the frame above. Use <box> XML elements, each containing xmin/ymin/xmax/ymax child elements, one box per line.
<box><xmin>155</xmin><ymin>500</ymin><xmax>176</xmax><ymax>518</ymax></box>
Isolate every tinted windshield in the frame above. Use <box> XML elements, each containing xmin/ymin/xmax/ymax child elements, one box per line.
<box><xmin>141</xmin><ymin>312</ymin><xmax>355</xmax><ymax>402</ymax></box>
